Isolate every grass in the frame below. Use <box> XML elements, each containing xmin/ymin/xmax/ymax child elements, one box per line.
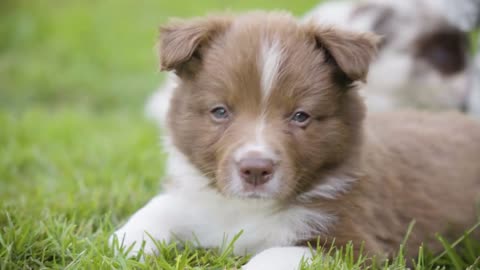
<box><xmin>1</xmin><ymin>0</ymin><xmax>479</xmax><ymax>269</ymax></box>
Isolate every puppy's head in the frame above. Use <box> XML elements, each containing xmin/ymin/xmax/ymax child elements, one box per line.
<box><xmin>160</xmin><ymin>12</ymin><xmax>377</xmax><ymax>200</ymax></box>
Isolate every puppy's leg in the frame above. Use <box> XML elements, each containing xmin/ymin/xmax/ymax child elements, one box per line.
<box><xmin>242</xmin><ymin>246</ymin><xmax>312</xmax><ymax>270</ymax></box>
<box><xmin>110</xmin><ymin>193</ymin><xmax>182</xmax><ymax>256</ymax></box>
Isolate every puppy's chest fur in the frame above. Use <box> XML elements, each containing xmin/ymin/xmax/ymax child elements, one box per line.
<box><xmin>166</xmin><ymin>189</ymin><xmax>333</xmax><ymax>253</ymax></box>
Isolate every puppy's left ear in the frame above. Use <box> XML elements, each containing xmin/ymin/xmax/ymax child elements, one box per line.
<box><xmin>159</xmin><ymin>16</ymin><xmax>231</xmax><ymax>74</ymax></box>
<box><xmin>306</xmin><ymin>25</ymin><xmax>380</xmax><ymax>83</ymax></box>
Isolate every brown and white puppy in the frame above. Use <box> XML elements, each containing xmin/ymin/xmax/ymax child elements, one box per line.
<box><xmin>113</xmin><ymin>12</ymin><xmax>480</xmax><ymax>269</ymax></box>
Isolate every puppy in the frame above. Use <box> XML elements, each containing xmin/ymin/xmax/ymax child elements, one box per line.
<box><xmin>304</xmin><ymin>0</ymin><xmax>472</xmax><ymax>112</ymax></box>
<box><xmin>113</xmin><ymin>12</ymin><xmax>480</xmax><ymax>269</ymax></box>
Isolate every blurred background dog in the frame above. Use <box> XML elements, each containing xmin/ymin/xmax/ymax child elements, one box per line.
<box><xmin>147</xmin><ymin>0</ymin><xmax>480</xmax><ymax>120</ymax></box>
<box><xmin>305</xmin><ymin>0</ymin><xmax>480</xmax><ymax>113</ymax></box>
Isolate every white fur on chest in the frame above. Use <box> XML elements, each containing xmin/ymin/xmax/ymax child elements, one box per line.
<box><xmin>162</xmin><ymin>188</ymin><xmax>331</xmax><ymax>254</ymax></box>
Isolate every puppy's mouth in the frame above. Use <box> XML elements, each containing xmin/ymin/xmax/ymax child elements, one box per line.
<box><xmin>235</xmin><ymin>184</ymin><xmax>276</xmax><ymax>199</ymax></box>
<box><xmin>233</xmin><ymin>189</ymin><xmax>279</xmax><ymax>200</ymax></box>
<box><xmin>221</xmin><ymin>167</ymin><xmax>283</xmax><ymax>200</ymax></box>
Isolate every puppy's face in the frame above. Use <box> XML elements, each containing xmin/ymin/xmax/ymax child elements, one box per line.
<box><xmin>160</xmin><ymin>13</ymin><xmax>377</xmax><ymax>200</ymax></box>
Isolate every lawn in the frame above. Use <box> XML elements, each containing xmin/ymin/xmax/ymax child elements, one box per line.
<box><xmin>1</xmin><ymin>1</ymin><xmax>479</xmax><ymax>269</ymax></box>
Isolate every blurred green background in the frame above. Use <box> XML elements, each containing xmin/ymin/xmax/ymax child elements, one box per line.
<box><xmin>0</xmin><ymin>0</ymin><xmax>318</xmax><ymax>113</ymax></box>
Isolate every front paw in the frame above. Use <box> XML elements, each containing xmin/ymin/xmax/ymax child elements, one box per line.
<box><xmin>109</xmin><ymin>228</ymin><xmax>159</xmax><ymax>258</ymax></box>
<box><xmin>242</xmin><ymin>247</ymin><xmax>311</xmax><ymax>270</ymax></box>
<box><xmin>109</xmin><ymin>195</ymin><xmax>176</xmax><ymax>258</ymax></box>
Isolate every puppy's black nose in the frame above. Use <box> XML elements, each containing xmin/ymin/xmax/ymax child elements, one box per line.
<box><xmin>238</xmin><ymin>158</ymin><xmax>274</xmax><ymax>186</ymax></box>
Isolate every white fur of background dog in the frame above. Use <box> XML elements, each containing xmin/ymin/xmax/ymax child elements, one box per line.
<box><xmin>146</xmin><ymin>0</ymin><xmax>479</xmax><ymax>120</ymax></box>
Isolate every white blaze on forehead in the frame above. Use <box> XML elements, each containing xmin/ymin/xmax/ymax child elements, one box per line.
<box><xmin>260</xmin><ymin>39</ymin><xmax>284</xmax><ymax>100</ymax></box>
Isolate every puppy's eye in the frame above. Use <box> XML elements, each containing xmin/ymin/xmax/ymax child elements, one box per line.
<box><xmin>210</xmin><ymin>106</ymin><xmax>230</xmax><ymax>122</ymax></box>
<box><xmin>291</xmin><ymin>111</ymin><xmax>311</xmax><ymax>126</ymax></box>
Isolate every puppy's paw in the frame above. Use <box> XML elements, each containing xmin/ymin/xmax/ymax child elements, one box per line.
<box><xmin>109</xmin><ymin>194</ymin><xmax>176</xmax><ymax>258</ymax></box>
<box><xmin>242</xmin><ymin>247</ymin><xmax>311</xmax><ymax>270</ymax></box>
<box><xmin>109</xmin><ymin>229</ymin><xmax>158</xmax><ymax>258</ymax></box>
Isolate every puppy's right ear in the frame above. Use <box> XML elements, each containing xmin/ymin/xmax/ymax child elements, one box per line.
<box><xmin>305</xmin><ymin>24</ymin><xmax>380</xmax><ymax>83</ymax></box>
<box><xmin>159</xmin><ymin>16</ymin><xmax>231</xmax><ymax>74</ymax></box>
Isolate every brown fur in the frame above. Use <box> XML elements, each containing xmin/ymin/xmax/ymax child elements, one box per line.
<box><xmin>159</xmin><ymin>12</ymin><xmax>480</xmax><ymax>259</ymax></box>
<box><xmin>305</xmin><ymin>25</ymin><xmax>379</xmax><ymax>82</ymax></box>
